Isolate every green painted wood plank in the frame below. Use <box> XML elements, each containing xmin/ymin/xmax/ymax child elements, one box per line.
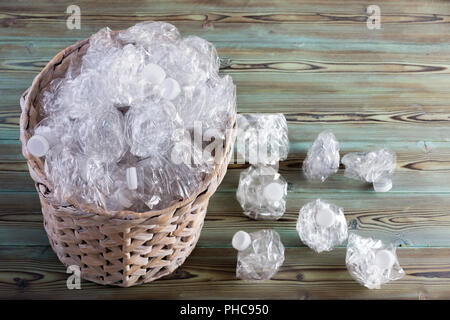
<box><xmin>4</xmin><ymin>58</ymin><xmax>450</xmax><ymax>76</ymax></box>
<box><xmin>1</xmin><ymin>245</ymin><xmax>450</xmax><ymax>299</ymax></box>
<box><xmin>2</xmin><ymin>191</ymin><xmax>450</xmax><ymax>247</ymax></box>
<box><xmin>1</xmin><ymin>0</ymin><xmax>448</xmax><ymax>12</ymax></box>
<box><xmin>0</xmin><ymin>140</ymin><xmax>25</xmax><ymax>161</ymax></box>
<box><xmin>2</xmin><ymin>0</ymin><xmax>447</xmax><ymax>12</ymax></box>
<box><xmin>3</xmin><ymin>71</ymin><xmax>450</xmax><ymax>115</ymax></box>
<box><xmin>1</xmin><ymin>26</ymin><xmax>449</xmax><ymax>53</ymax></box>
<box><xmin>1</xmin><ymin>21</ymin><xmax>449</xmax><ymax>57</ymax></box>
<box><xmin>2</xmin><ymin>40</ymin><xmax>450</xmax><ymax>65</ymax></box>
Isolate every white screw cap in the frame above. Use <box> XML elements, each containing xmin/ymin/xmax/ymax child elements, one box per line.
<box><xmin>126</xmin><ymin>167</ymin><xmax>138</xmax><ymax>190</ymax></box>
<box><xmin>315</xmin><ymin>206</ymin><xmax>336</xmax><ymax>228</ymax></box>
<box><xmin>263</xmin><ymin>182</ymin><xmax>284</xmax><ymax>202</ymax></box>
<box><xmin>161</xmin><ymin>78</ymin><xmax>181</xmax><ymax>100</ymax></box>
<box><xmin>373</xmin><ymin>177</ymin><xmax>392</xmax><ymax>193</ymax></box>
<box><xmin>143</xmin><ymin>63</ymin><xmax>166</xmax><ymax>84</ymax></box>
<box><xmin>374</xmin><ymin>249</ymin><xmax>395</xmax><ymax>270</ymax></box>
<box><xmin>27</xmin><ymin>135</ymin><xmax>50</xmax><ymax>157</ymax></box>
<box><xmin>232</xmin><ymin>231</ymin><xmax>252</xmax><ymax>251</ymax></box>
<box><xmin>79</xmin><ymin>161</ymin><xmax>89</xmax><ymax>181</ymax></box>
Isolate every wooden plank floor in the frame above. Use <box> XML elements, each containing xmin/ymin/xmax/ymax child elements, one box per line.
<box><xmin>1</xmin><ymin>0</ymin><xmax>450</xmax><ymax>299</ymax></box>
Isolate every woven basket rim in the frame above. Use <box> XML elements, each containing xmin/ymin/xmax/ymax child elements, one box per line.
<box><xmin>19</xmin><ymin>34</ymin><xmax>236</xmax><ymax>220</ymax></box>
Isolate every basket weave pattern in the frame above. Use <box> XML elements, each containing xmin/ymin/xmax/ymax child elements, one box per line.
<box><xmin>19</xmin><ymin>38</ymin><xmax>236</xmax><ymax>287</ymax></box>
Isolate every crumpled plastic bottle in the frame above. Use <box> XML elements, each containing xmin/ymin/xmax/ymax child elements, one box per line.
<box><xmin>236</xmin><ymin>113</ymin><xmax>289</xmax><ymax>166</ymax></box>
<box><xmin>44</xmin><ymin>146</ymin><xmax>118</xmax><ymax>209</ymax></box>
<box><xmin>104</xmin><ymin>165</ymin><xmax>145</xmax><ymax>212</ymax></box>
<box><xmin>177</xmin><ymin>75</ymin><xmax>236</xmax><ymax>135</ymax></box>
<box><xmin>341</xmin><ymin>148</ymin><xmax>396</xmax><ymax>192</ymax></box>
<box><xmin>296</xmin><ymin>199</ymin><xmax>348</xmax><ymax>253</ymax></box>
<box><xmin>346</xmin><ymin>233</ymin><xmax>405</xmax><ymax>289</ymax></box>
<box><xmin>118</xmin><ymin>21</ymin><xmax>181</xmax><ymax>47</ymax></box>
<box><xmin>232</xmin><ymin>229</ymin><xmax>285</xmax><ymax>280</ymax></box>
<box><xmin>44</xmin><ymin>145</ymin><xmax>86</xmax><ymax>205</ymax></box>
<box><xmin>76</xmin><ymin>107</ymin><xmax>127</xmax><ymax>163</ymax></box>
<box><xmin>125</xmin><ymin>100</ymin><xmax>182</xmax><ymax>158</ymax></box>
<box><xmin>236</xmin><ymin>165</ymin><xmax>287</xmax><ymax>220</ymax></box>
<box><xmin>27</xmin><ymin>115</ymin><xmax>74</xmax><ymax>158</ymax></box>
<box><xmin>302</xmin><ymin>130</ymin><xmax>340</xmax><ymax>182</ymax></box>
<box><xmin>136</xmin><ymin>155</ymin><xmax>204</xmax><ymax>210</ymax></box>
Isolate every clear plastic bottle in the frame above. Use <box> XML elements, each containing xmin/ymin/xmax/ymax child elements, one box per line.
<box><xmin>341</xmin><ymin>148</ymin><xmax>396</xmax><ymax>192</ymax></box>
<box><xmin>346</xmin><ymin>233</ymin><xmax>405</xmax><ymax>289</ymax></box>
<box><xmin>136</xmin><ymin>155</ymin><xmax>203</xmax><ymax>210</ymax></box>
<box><xmin>125</xmin><ymin>100</ymin><xmax>182</xmax><ymax>158</ymax></box>
<box><xmin>296</xmin><ymin>199</ymin><xmax>348</xmax><ymax>253</ymax></box>
<box><xmin>236</xmin><ymin>165</ymin><xmax>288</xmax><ymax>220</ymax></box>
<box><xmin>232</xmin><ymin>229</ymin><xmax>285</xmax><ymax>280</ymax></box>
<box><xmin>104</xmin><ymin>165</ymin><xmax>144</xmax><ymax>212</ymax></box>
<box><xmin>27</xmin><ymin>116</ymin><xmax>74</xmax><ymax>158</ymax></box>
<box><xmin>302</xmin><ymin>130</ymin><xmax>340</xmax><ymax>182</ymax></box>
<box><xmin>76</xmin><ymin>107</ymin><xmax>127</xmax><ymax>163</ymax></box>
<box><xmin>236</xmin><ymin>113</ymin><xmax>289</xmax><ymax>166</ymax></box>
<box><xmin>44</xmin><ymin>145</ymin><xmax>89</xmax><ymax>205</ymax></box>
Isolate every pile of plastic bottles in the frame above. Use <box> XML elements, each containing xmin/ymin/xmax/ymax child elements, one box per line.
<box><xmin>27</xmin><ymin>21</ymin><xmax>236</xmax><ymax>212</ymax></box>
<box><xmin>236</xmin><ymin>113</ymin><xmax>289</xmax><ymax>221</ymax></box>
<box><xmin>233</xmin><ymin>122</ymin><xmax>403</xmax><ymax>288</ymax></box>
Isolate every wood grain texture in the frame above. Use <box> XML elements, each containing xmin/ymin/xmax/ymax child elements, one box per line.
<box><xmin>1</xmin><ymin>0</ymin><xmax>450</xmax><ymax>299</ymax></box>
<box><xmin>2</xmin><ymin>246</ymin><xmax>450</xmax><ymax>300</ymax></box>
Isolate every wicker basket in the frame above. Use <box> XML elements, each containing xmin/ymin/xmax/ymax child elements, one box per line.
<box><xmin>19</xmin><ymin>36</ymin><xmax>236</xmax><ymax>287</ymax></box>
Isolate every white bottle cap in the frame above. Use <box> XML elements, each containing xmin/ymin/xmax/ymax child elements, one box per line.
<box><xmin>373</xmin><ymin>177</ymin><xmax>392</xmax><ymax>193</ymax></box>
<box><xmin>232</xmin><ymin>231</ymin><xmax>252</xmax><ymax>251</ymax></box>
<box><xmin>263</xmin><ymin>182</ymin><xmax>284</xmax><ymax>202</ymax></box>
<box><xmin>315</xmin><ymin>206</ymin><xmax>336</xmax><ymax>228</ymax></box>
<box><xmin>143</xmin><ymin>63</ymin><xmax>166</xmax><ymax>84</ymax></box>
<box><xmin>374</xmin><ymin>249</ymin><xmax>395</xmax><ymax>270</ymax></box>
<box><xmin>79</xmin><ymin>160</ymin><xmax>89</xmax><ymax>181</ymax></box>
<box><xmin>161</xmin><ymin>78</ymin><xmax>181</xmax><ymax>100</ymax></box>
<box><xmin>126</xmin><ymin>167</ymin><xmax>138</xmax><ymax>190</ymax></box>
<box><xmin>27</xmin><ymin>135</ymin><xmax>50</xmax><ymax>157</ymax></box>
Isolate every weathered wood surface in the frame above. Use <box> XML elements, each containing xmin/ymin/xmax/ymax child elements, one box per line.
<box><xmin>1</xmin><ymin>0</ymin><xmax>450</xmax><ymax>299</ymax></box>
<box><xmin>2</xmin><ymin>246</ymin><xmax>450</xmax><ymax>300</ymax></box>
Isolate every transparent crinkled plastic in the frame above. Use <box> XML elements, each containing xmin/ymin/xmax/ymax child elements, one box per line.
<box><xmin>137</xmin><ymin>155</ymin><xmax>204</xmax><ymax>210</ymax></box>
<box><xmin>32</xmin><ymin>21</ymin><xmax>236</xmax><ymax>212</ymax></box>
<box><xmin>178</xmin><ymin>76</ymin><xmax>236</xmax><ymax>135</ymax></box>
<box><xmin>236</xmin><ymin>165</ymin><xmax>287</xmax><ymax>220</ymax></box>
<box><xmin>27</xmin><ymin>115</ymin><xmax>76</xmax><ymax>158</ymax></box>
<box><xmin>236</xmin><ymin>113</ymin><xmax>289</xmax><ymax>166</ymax></box>
<box><xmin>117</xmin><ymin>21</ymin><xmax>181</xmax><ymax>46</ymax></box>
<box><xmin>296</xmin><ymin>199</ymin><xmax>348</xmax><ymax>253</ymax></box>
<box><xmin>44</xmin><ymin>145</ymin><xmax>85</xmax><ymax>205</ymax></box>
<box><xmin>170</xmin><ymin>129</ymin><xmax>215</xmax><ymax>174</ymax></box>
<box><xmin>232</xmin><ymin>229</ymin><xmax>285</xmax><ymax>280</ymax></box>
<box><xmin>125</xmin><ymin>101</ymin><xmax>182</xmax><ymax>158</ymax></box>
<box><xmin>346</xmin><ymin>233</ymin><xmax>405</xmax><ymax>289</ymax></box>
<box><xmin>45</xmin><ymin>146</ymin><xmax>117</xmax><ymax>209</ymax></box>
<box><xmin>83</xmin><ymin>158</ymin><xmax>118</xmax><ymax>208</ymax></box>
<box><xmin>77</xmin><ymin>107</ymin><xmax>127</xmax><ymax>163</ymax></box>
<box><xmin>104</xmin><ymin>165</ymin><xmax>144</xmax><ymax>212</ymax></box>
<box><xmin>302</xmin><ymin>130</ymin><xmax>340</xmax><ymax>182</ymax></box>
<box><xmin>341</xmin><ymin>148</ymin><xmax>396</xmax><ymax>192</ymax></box>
